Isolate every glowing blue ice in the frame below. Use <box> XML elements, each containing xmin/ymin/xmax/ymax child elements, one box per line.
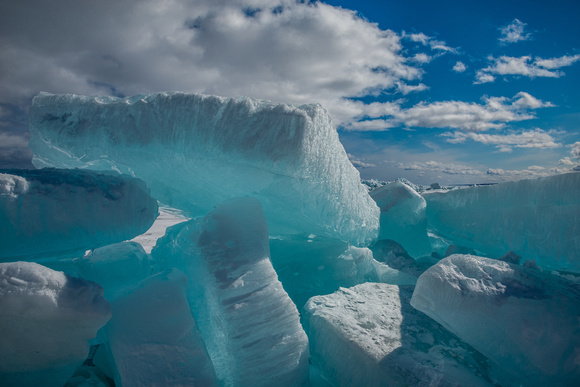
<box><xmin>29</xmin><ymin>92</ymin><xmax>379</xmax><ymax>246</ymax></box>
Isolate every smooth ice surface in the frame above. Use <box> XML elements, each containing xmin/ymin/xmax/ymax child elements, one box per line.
<box><xmin>304</xmin><ymin>283</ymin><xmax>495</xmax><ymax>386</ymax></box>
<box><xmin>151</xmin><ymin>197</ymin><xmax>309</xmax><ymax>386</ymax></box>
<box><xmin>130</xmin><ymin>207</ymin><xmax>188</xmax><ymax>253</ymax></box>
<box><xmin>74</xmin><ymin>242</ymin><xmax>151</xmax><ymax>301</ymax></box>
<box><xmin>29</xmin><ymin>92</ymin><xmax>379</xmax><ymax>245</ymax></box>
<box><xmin>424</xmin><ymin>172</ymin><xmax>580</xmax><ymax>272</ymax></box>
<box><xmin>411</xmin><ymin>254</ymin><xmax>580</xmax><ymax>386</ymax></box>
<box><xmin>0</xmin><ymin>168</ymin><xmax>158</xmax><ymax>260</ymax></box>
<box><xmin>105</xmin><ymin>269</ymin><xmax>218</xmax><ymax>387</ymax></box>
<box><xmin>270</xmin><ymin>236</ymin><xmax>416</xmax><ymax>309</ymax></box>
<box><xmin>0</xmin><ymin>261</ymin><xmax>111</xmax><ymax>387</ymax></box>
<box><xmin>370</xmin><ymin>181</ymin><xmax>431</xmax><ymax>258</ymax></box>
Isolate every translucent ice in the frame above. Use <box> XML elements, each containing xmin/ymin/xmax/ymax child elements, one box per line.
<box><xmin>105</xmin><ymin>269</ymin><xmax>218</xmax><ymax>387</ymax></box>
<box><xmin>370</xmin><ymin>181</ymin><xmax>431</xmax><ymax>258</ymax></box>
<box><xmin>0</xmin><ymin>168</ymin><xmax>158</xmax><ymax>260</ymax></box>
<box><xmin>151</xmin><ymin>197</ymin><xmax>309</xmax><ymax>386</ymax></box>
<box><xmin>424</xmin><ymin>172</ymin><xmax>580</xmax><ymax>272</ymax></box>
<box><xmin>0</xmin><ymin>261</ymin><xmax>111</xmax><ymax>387</ymax></box>
<box><xmin>29</xmin><ymin>92</ymin><xmax>379</xmax><ymax>245</ymax></box>
<box><xmin>304</xmin><ymin>283</ymin><xmax>495</xmax><ymax>386</ymax></box>
<box><xmin>270</xmin><ymin>236</ymin><xmax>416</xmax><ymax>309</ymax></box>
<box><xmin>411</xmin><ymin>254</ymin><xmax>580</xmax><ymax>386</ymax></box>
<box><xmin>73</xmin><ymin>242</ymin><xmax>151</xmax><ymax>301</ymax></box>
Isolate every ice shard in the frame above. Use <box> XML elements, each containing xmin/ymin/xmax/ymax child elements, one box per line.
<box><xmin>29</xmin><ymin>92</ymin><xmax>379</xmax><ymax>246</ymax></box>
<box><xmin>304</xmin><ymin>283</ymin><xmax>495</xmax><ymax>386</ymax></box>
<box><xmin>370</xmin><ymin>181</ymin><xmax>431</xmax><ymax>258</ymax></box>
<box><xmin>151</xmin><ymin>197</ymin><xmax>309</xmax><ymax>386</ymax></box>
<box><xmin>0</xmin><ymin>261</ymin><xmax>111</xmax><ymax>387</ymax></box>
<box><xmin>411</xmin><ymin>254</ymin><xmax>580</xmax><ymax>386</ymax></box>
<box><xmin>105</xmin><ymin>269</ymin><xmax>218</xmax><ymax>387</ymax></box>
<box><xmin>0</xmin><ymin>168</ymin><xmax>158</xmax><ymax>260</ymax></box>
<box><xmin>424</xmin><ymin>172</ymin><xmax>580</xmax><ymax>272</ymax></box>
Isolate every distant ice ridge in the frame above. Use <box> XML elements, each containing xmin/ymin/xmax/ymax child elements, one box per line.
<box><xmin>29</xmin><ymin>92</ymin><xmax>379</xmax><ymax>246</ymax></box>
<box><xmin>0</xmin><ymin>168</ymin><xmax>158</xmax><ymax>260</ymax></box>
<box><xmin>0</xmin><ymin>262</ymin><xmax>111</xmax><ymax>387</ymax></box>
<box><xmin>411</xmin><ymin>254</ymin><xmax>580</xmax><ymax>386</ymax></box>
<box><xmin>424</xmin><ymin>172</ymin><xmax>580</xmax><ymax>272</ymax></box>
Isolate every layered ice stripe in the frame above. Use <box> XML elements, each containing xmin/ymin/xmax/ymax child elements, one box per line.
<box><xmin>423</xmin><ymin>172</ymin><xmax>580</xmax><ymax>272</ymax></box>
<box><xmin>151</xmin><ymin>197</ymin><xmax>309</xmax><ymax>386</ymax></box>
<box><xmin>29</xmin><ymin>92</ymin><xmax>379</xmax><ymax>246</ymax></box>
<box><xmin>0</xmin><ymin>168</ymin><xmax>158</xmax><ymax>260</ymax></box>
<box><xmin>0</xmin><ymin>261</ymin><xmax>111</xmax><ymax>387</ymax></box>
<box><xmin>411</xmin><ymin>254</ymin><xmax>580</xmax><ymax>386</ymax></box>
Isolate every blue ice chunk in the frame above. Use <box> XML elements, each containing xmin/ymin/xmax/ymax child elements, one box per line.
<box><xmin>73</xmin><ymin>241</ymin><xmax>151</xmax><ymax>301</ymax></box>
<box><xmin>105</xmin><ymin>269</ymin><xmax>218</xmax><ymax>387</ymax></box>
<box><xmin>304</xmin><ymin>283</ymin><xmax>497</xmax><ymax>386</ymax></box>
<box><xmin>423</xmin><ymin>173</ymin><xmax>580</xmax><ymax>272</ymax></box>
<box><xmin>0</xmin><ymin>261</ymin><xmax>111</xmax><ymax>387</ymax></box>
<box><xmin>270</xmin><ymin>235</ymin><xmax>416</xmax><ymax>309</ymax></box>
<box><xmin>0</xmin><ymin>168</ymin><xmax>158</xmax><ymax>260</ymax></box>
<box><xmin>411</xmin><ymin>254</ymin><xmax>580</xmax><ymax>386</ymax></box>
<box><xmin>370</xmin><ymin>181</ymin><xmax>431</xmax><ymax>258</ymax></box>
<box><xmin>29</xmin><ymin>92</ymin><xmax>378</xmax><ymax>246</ymax></box>
<box><xmin>151</xmin><ymin>197</ymin><xmax>310</xmax><ymax>386</ymax></box>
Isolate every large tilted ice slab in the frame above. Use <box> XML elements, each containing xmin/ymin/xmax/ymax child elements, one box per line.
<box><xmin>304</xmin><ymin>283</ymin><xmax>495</xmax><ymax>386</ymax></box>
<box><xmin>151</xmin><ymin>197</ymin><xmax>309</xmax><ymax>386</ymax></box>
<box><xmin>105</xmin><ymin>269</ymin><xmax>218</xmax><ymax>387</ymax></box>
<box><xmin>370</xmin><ymin>181</ymin><xmax>431</xmax><ymax>258</ymax></box>
<box><xmin>0</xmin><ymin>168</ymin><xmax>158</xmax><ymax>260</ymax></box>
<box><xmin>411</xmin><ymin>254</ymin><xmax>580</xmax><ymax>386</ymax></box>
<box><xmin>29</xmin><ymin>92</ymin><xmax>379</xmax><ymax>246</ymax></box>
<box><xmin>0</xmin><ymin>261</ymin><xmax>111</xmax><ymax>387</ymax></box>
<box><xmin>424</xmin><ymin>173</ymin><xmax>580</xmax><ymax>272</ymax></box>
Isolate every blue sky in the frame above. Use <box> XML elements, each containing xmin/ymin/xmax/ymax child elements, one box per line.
<box><xmin>1</xmin><ymin>0</ymin><xmax>579</xmax><ymax>184</ymax></box>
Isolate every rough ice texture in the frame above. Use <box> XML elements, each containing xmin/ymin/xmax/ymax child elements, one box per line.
<box><xmin>424</xmin><ymin>173</ymin><xmax>580</xmax><ymax>272</ymax></box>
<box><xmin>0</xmin><ymin>261</ymin><xmax>111</xmax><ymax>386</ymax></box>
<box><xmin>105</xmin><ymin>269</ymin><xmax>218</xmax><ymax>387</ymax></box>
<box><xmin>74</xmin><ymin>242</ymin><xmax>151</xmax><ymax>301</ymax></box>
<box><xmin>0</xmin><ymin>168</ymin><xmax>158</xmax><ymax>260</ymax></box>
<box><xmin>411</xmin><ymin>254</ymin><xmax>580</xmax><ymax>386</ymax></box>
<box><xmin>151</xmin><ymin>197</ymin><xmax>309</xmax><ymax>386</ymax></box>
<box><xmin>270</xmin><ymin>236</ymin><xmax>416</xmax><ymax>309</ymax></box>
<box><xmin>304</xmin><ymin>283</ymin><xmax>495</xmax><ymax>386</ymax></box>
<box><xmin>370</xmin><ymin>181</ymin><xmax>431</xmax><ymax>258</ymax></box>
<box><xmin>29</xmin><ymin>92</ymin><xmax>379</xmax><ymax>246</ymax></box>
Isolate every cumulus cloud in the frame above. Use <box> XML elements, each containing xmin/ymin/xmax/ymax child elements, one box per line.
<box><xmin>347</xmin><ymin>154</ymin><xmax>376</xmax><ymax>168</ymax></box>
<box><xmin>499</xmin><ymin>19</ymin><xmax>532</xmax><ymax>45</ymax></box>
<box><xmin>475</xmin><ymin>55</ymin><xmax>580</xmax><ymax>84</ymax></box>
<box><xmin>571</xmin><ymin>141</ymin><xmax>580</xmax><ymax>158</ymax></box>
<box><xmin>402</xmin><ymin>32</ymin><xmax>458</xmax><ymax>54</ymax></box>
<box><xmin>367</xmin><ymin>92</ymin><xmax>552</xmax><ymax>132</ymax></box>
<box><xmin>452</xmin><ymin>61</ymin><xmax>467</xmax><ymax>73</ymax></box>
<box><xmin>443</xmin><ymin>128</ymin><xmax>560</xmax><ymax>152</ymax></box>
<box><xmin>396</xmin><ymin>160</ymin><xmax>483</xmax><ymax>175</ymax></box>
<box><xmin>0</xmin><ymin>0</ymin><xmax>429</xmax><ymax>130</ymax></box>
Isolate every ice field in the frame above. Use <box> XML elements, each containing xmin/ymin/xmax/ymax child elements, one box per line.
<box><xmin>1</xmin><ymin>91</ymin><xmax>579</xmax><ymax>386</ymax></box>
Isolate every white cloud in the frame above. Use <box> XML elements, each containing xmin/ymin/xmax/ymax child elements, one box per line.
<box><xmin>571</xmin><ymin>141</ymin><xmax>580</xmax><ymax>158</ymax></box>
<box><xmin>390</xmin><ymin>92</ymin><xmax>551</xmax><ymax>132</ymax></box>
<box><xmin>0</xmin><ymin>0</ymin><xmax>426</xmax><ymax>128</ymax></box>
<box><xmin>443</xmin><ymin>128</ymin><xmax>561</xmax><ymax>151</ymax></box>
<box><xmin>395</xmin><ymin>82</ymin><xmax>429</xmax><ymax>95</ymax></box>
<box><xmin>410</xmin><ymin>53</ymin><xmax>431</xmax><ymax>64</ymax></box>
<box><xmin>396</xmin><ymin>160</ymin><xmax>483</xmax><ymax>175</ymax></box>
<box><xmin>452</xmin><ymin>61</ymin><xmax>466</xmax><ymax>72</ymax></box>
<box><xmin>558</xmin><ymin>157</ymin><xmax>575</xmax><ymax>166</ymax></box>
<box><xmin>402</xmin><ymin>31</ymin><xmax>458</xmax><ymax>54</ymax></box>
<box><xmin>475</xmin><ymin>55</ymin><xmax>580</xmax><ymax>83</ymax></box>
<box><xmin>499</xmin><ymin>19</ymin><xmax>532</xmax><ymax>45</ymax></box>
<box><xmin>347</xmin><ymin>153</ymin><xmax>376</xmax><ymax>168</ymax></box>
